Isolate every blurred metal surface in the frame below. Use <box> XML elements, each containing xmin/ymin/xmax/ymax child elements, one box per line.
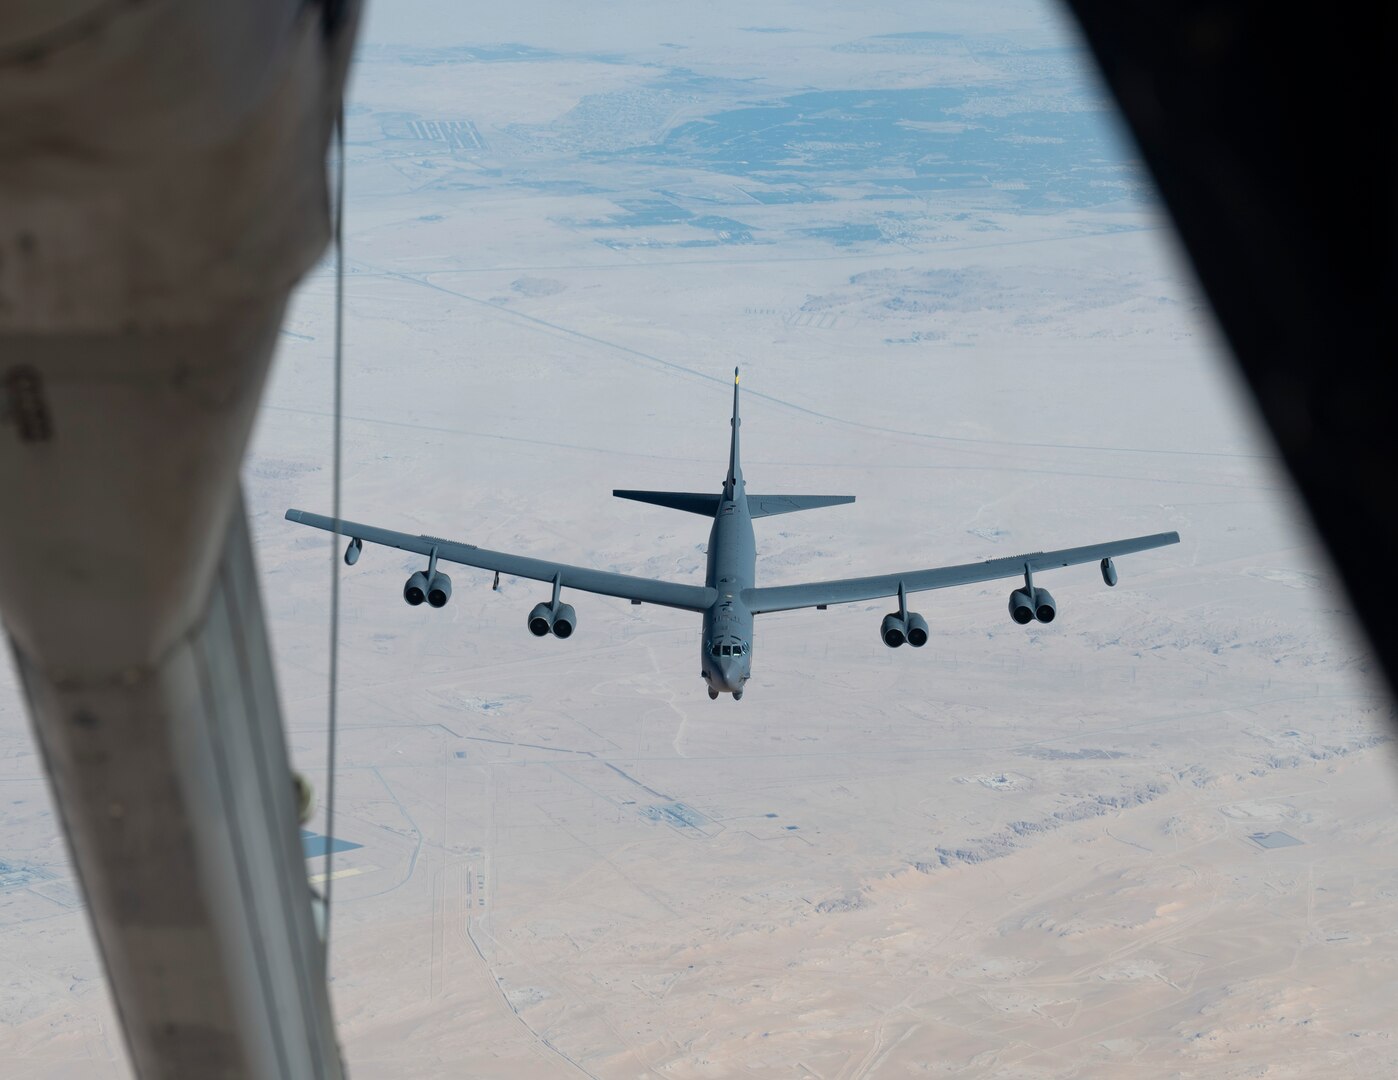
<box><xmin>1063</xmin><ymin>1</ymin><xmax>1397</xmax><ymax>700</ymax></box>
<box><xmin>17</xmin><ymin>498</ymin><xmax>343</xmax><ymax>1078</ymax></box>
<box><xmin>0</xmin><ymin>1</ymin><xmax>358</xmax><ymax>1075</ymax></box>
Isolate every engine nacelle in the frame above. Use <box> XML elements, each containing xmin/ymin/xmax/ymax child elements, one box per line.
<box><xmin>905</xmin><ymin>611</ymin><xmax>929</xmax><ymax>648</ymax></box>
<box><xmin>344</xmin><ymin>538</ymin><xmax>362</xmax><ymax>566</ymax></box>
<box><xmin>1101</xmin><ymin>557</ymin><xmax>1118</xmax><ymax>587</ymax></box>
<box><xmin>427</xmin><ymin>572</ymin><xmax>452</xmax><ymax>608</ymax></box>
<box><xmin>1033</xmin><ymin>587</ymin><xmax>1056</xmax><ymax>624</ymax></box>
<box><xmin>881</xmin><ymin>612</ymin><xmax>907</xmax><ymax>648</ymax></box>
<box><xmin>552</xmin><ymin>603</ymin><xmax>577</xmax><ymax>639</ymax></box>
<box><xmin>527</xmin><ymin>602</ymin><xmax>554</xmax><ymax>637</ymax></box>
<box><xmin>1008</xmin><ymin>588</ymin><xmax>1035</xmax><ymax>625</ymax></box>
<box><xmin>404</xmin><ymin>570</ymin><xmax>429</xmax><ymax>606</ymax></box>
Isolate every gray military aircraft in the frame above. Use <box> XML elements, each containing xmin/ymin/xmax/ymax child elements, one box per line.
<box><xmin>287</xmin><ymin>370</ymin><xmax>1179</xmax><ymax>699</ymax></box>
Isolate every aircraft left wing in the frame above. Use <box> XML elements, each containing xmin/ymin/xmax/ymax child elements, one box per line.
<box><xmin>285</xmin><ymin>509</ymin><xmax>717</xmax><ymax>612</ymax></box>
<box><xmin>743</xmin><ymin>532</ymin><xmax>1179</xmax><ymax>614</ymax></box>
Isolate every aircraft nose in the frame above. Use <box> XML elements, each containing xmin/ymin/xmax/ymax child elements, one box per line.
<box><xmin>716</xmin><ymin>658</ymin><xmax>742</xmax><ymax>691</ymax></box>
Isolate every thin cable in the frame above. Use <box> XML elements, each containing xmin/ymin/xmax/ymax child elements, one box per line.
<box><xmin>323</xmin><ymin>103</ymin><xmax>346</xmax><ymax>977</ymax></box>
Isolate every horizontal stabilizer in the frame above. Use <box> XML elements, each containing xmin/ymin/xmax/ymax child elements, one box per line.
<box><xmin>748</xmin><ymin>494</ymin><xmax>855</xmax><ymax>518</ymax></box>
<box><xmin>614</xmin><ymin>490</ymin><xmax>722</xmax><ymax>516</ymax></box>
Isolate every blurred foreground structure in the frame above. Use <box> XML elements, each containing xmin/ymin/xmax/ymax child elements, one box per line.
<box><xmin>0</xmin><ymin>2</ymin><xmax>357</xmax><ymax>1076</ymax></box>
<box><xmin>1064</xmin><ymin>1</ymin><xmax>1397</xmax><ymax>702</ymax></box>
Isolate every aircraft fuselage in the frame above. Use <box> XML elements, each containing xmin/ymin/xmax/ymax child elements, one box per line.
<box><xmin>701</xmin><ymin>484</ymin><xmax>756</xmax><ymax>696</ymax></box>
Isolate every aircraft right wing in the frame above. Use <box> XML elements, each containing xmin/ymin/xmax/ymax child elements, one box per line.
<box><xmin>742</xmin><ymin>532</ymin><xmax>1179</xmax><ymax>613</ymax></box>
<box><xmin>285</xmin><ymin>510</ymin><xmax>717</xmax><ymax>612</ymax></box>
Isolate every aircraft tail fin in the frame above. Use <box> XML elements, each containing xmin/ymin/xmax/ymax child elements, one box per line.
<box><xmin>614</xmin><ymin>490</ymin><xmax>723</xmax><ymax>516</ymax></box>
<box><xmin>725</xmin><ymin>366</ymin><xmax>742</xmax><ymax>497</ymax></box>
<box><xmin>747</xmin><ymin>494</ymin><xmax>855</xmax><ymax>518</ymax></box>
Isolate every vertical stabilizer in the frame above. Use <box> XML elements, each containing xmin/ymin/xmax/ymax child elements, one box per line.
<box><xmin>725</xmin><ymin>367</ymin><xmax>743</xmax><ymax>497</ymax></box>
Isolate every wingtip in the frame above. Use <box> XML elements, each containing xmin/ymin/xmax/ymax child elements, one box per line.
<box><xmin>734</xmin><ymin>366</ymin><xmax>739</xmax><ymax>384</ymax></box>
<box><xmin>284</xmin><ymin>508</ymin><xmax>300</xmax><ymax>522</ymax></box>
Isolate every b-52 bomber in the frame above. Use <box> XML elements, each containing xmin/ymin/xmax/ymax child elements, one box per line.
<box><xmin>287</xmin><ymin>370</ymin><xmax>1179</xmax><ymax>699</ymax></box>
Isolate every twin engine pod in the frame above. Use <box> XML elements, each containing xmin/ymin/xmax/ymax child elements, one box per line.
<box><xmin>404</xmin><ymin>571</ymin><xmax>453</xmax><ymax>608</ymax></box>
<box><xmin>1009</xmin><ymin>587</ymin><xmax>1056</xmax><ymax>625</ymax></box>
<box><xmin>528</xmin><ymin>601</ymin><xmax>577</xmax><ymax>638</ymax></box>
<box><xmin>880</xmin><ymin>610</ymin><xmax>929</xmax><ymax>648</ymax></box>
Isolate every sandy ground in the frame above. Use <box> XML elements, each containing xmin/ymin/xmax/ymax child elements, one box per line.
<box><xmin>2</xmin><ymin>4</ymin><xmax>1395</xmax><ymax>1077</ymax></box>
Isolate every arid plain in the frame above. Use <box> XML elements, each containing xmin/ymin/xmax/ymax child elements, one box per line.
<box><xmin>1</xmin><ymin>3</ymin><xmax>1395</xmax><ymax>1077</ymax></box>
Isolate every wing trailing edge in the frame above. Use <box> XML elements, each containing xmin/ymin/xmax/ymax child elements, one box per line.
<box><xmin>747</xmin><ymin>494</ymin><xmax>855</xmax><ymax>518</ymax></box>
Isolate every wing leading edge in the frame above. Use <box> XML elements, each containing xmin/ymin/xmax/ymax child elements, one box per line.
<box><xmin>743</xmin><ymin>532</ymin><xmax>1180</xmax><ymax>614</ymax></box>
<box><xmin>285</xmin><ymin>509</ymin><xmax>716</xmax><ymax>612</ymax></box>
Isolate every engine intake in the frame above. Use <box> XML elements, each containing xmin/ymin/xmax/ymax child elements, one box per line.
<box><xmin>1033</xmin><ymin>587</ymin><xmax>1056</xmax><ymax>624</ymax></box>
<box><xmin>552</xmin><ymin>603</ymin><xmax>577</xmax><ymax>639</ymax></box>
<box><xmin>905</xmin><ymin>611</ymin><xmax>929</xmax><ymax>648</ymax></box>
<box><xmin>881</xmin><ymin>612</ymin><xmax>907</xmax><ymax>648</ymax></box>
<box><xmin>527</xmin><ymin>602</ymin><xmax>554</xmax><ymax>637</ymax></box>
<box><xmin>1008</xmin><ymin>588</ymin><xmax>1035</xmax><ymax>625</ymax></box>
<box><xmin>427</xmin><ymin>572</ymin><xmax>452</xmax><ymax>608</ymax></box>
<box><xmin>404</xmin><ymin>570</ymin><xmax>429</xmax><ymax>606</ymax></box>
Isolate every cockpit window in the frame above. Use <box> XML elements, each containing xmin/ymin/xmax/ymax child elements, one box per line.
<box><xmin>710</xmin><ymin>642</ymin><xmax>721</xmax><ymax>656</ymax></box>
<box><xmin>722</xmin><ymin>645</ymin><xmax>733</xmax><ymax>656</ymax></box>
